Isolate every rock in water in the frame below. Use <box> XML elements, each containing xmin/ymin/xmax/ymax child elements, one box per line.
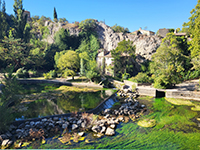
<box><xmin>72</xmin><ymin>124</ymin><xmax>78</xmax><ymax>130</ymax></box>
<box><xmin>105</xmin><ymin>127</ymin><xmax>115</xmax><ymax>136</ymax></box>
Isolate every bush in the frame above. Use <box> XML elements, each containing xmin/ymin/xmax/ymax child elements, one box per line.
<box><xmin>16</xmin><ymin>67</ymin><xmax>29</xmax><ymax>78</ymax></box>
<box><xmin>28</xmin><ymin>70</ymin><xmax>39</xmax><ymax>78</ymax></box>
<box><xmin>0</xmin><ymin>68</ymin><xmax>23</xmax><ymax>131</ymax></box>
<box><xmin>130</xmin><ymin>72</ymin><xmax>152</xmax><ymax>83</ymax></box>
<box><xmin>43</xmin><ymin>70</ymin><xmax>57</xmax><ymax>79</ymax></box>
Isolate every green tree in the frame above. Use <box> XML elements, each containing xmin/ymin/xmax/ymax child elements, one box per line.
<box><xmin>0</xmin><ymin>0</ymin><xmax>8</xmax><ymax>38</ymax></box>
<box><xmin>0</xmin><ymin>31</ymin><xmax>30</xmax><ymax>69</ymax></box>
<box><xmin>56</xmin><ymin>50</ymin><xmax>79</xmax><ymax>80</ymax></box>
<box><xmin>183</xmin><ymin>0</ymin><xmax>200</xmax><ymax>58</ymax></box>
<box><xmin>85</xmin><ymin>60</ymin><xmax>100</xmax><ymax>82</ymax></box>
<box><xmin>150</xmin><ymin>44</ymin><xmax>186</xmax><ymax>89</ymax></box>
<box><xmin>77</xmin><ymin>34</ymin><xmax>99</xmax><ymax>60</ymax></box>
<box><xmin>53</xmin><ymin>7</ymin><xmax>57</xmax><ymax>20</ymax></box>
<box><xmin>54</xmin><ymin>28</ymin><xmax>70</xmax><ymax>50</ymax></box>
<box><xmin>13</xmin><ymin>0</ymin><xmax>30</xmax><ymax>42</ymax></box>
<box><xmin>0</xmin><ymin>67</ymin><xmax>23</xmax><ymax>131</ymax></box>
<box><xmin>79</xmin><ymin>19</ymin><xmax>97</xmax><ymax>32</ymax></box>
<box><xmin>79</xmin><ymin>52</ymin><xmax>89</xmax><ymax>76</ymax></box>
<box><xmin>111</xmin><ymin>40</ymin><xmax>136</xmax><ymax>79</ymax></box>
<box><xmin>111</xmin><ymin>24</ymin><xmax>130</xmax><ymax>33</ymax></box>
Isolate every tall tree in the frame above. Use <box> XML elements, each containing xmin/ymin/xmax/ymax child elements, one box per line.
<box><xmin>0</xmin><ymin>31</ymin><xmax>30</xmax><ymax>69</ymax></box>
<box><xmin>150</xmin><ymin>33</ymin><xmax>188</xmax><ymax>89</ymax></box>
<box><xmin>53</xmin><ymin>7</ymin><xmax>57</xmax><ymax>21</ymax></box>
<box><xmin>182</xmin><ymin>0</ymin><xmax>200</xmax><ymax>70</ymax></box>
<box><xmin>13</xmin><ymin>0</ymin><xmax>29</xmax><ymax>41</ymax></box>
<box><xmin>0</xmin><ymin>0</ymin><xmax>8</xmax><ymax>39</ymax></box>
<box><xmin>56</xmin><ymin>50</ymin><xmax>79</xmax><ymax>80</ymax></box>
<box><xmin>111</xmin><ymin>40</ymin><xmax>136</xmax><ymax>78</ymax></box>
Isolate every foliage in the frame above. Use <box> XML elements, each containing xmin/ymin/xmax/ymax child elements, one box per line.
<box><xmin>16</xmin><ymin>67</ymin><xmax>29</xmax><ymax>78</ymax></box>
<box><xmin>53</xmin><ymin>7</ymin><xmax>57</xmax><ymax>20</ymax></box>
<box><xmin>0</xmin><ymin>67</ymin><xmax>23</xmax><ymax>131</ymax></box>
<box><xmin>150</xmin><ymin>44</ymin><xmax>186</xmax><ymax>88</ymax></box>
<box><xmin>13</xmin><ymin>0</ymin><xmax>30</xmax><ymax>42</ymax></box>
<box><xmin>130</xmin><ymin>72</ymin><xmax>152</xmax><ymax>83</ymax></box>
<box><xmin>0</xmin><ymin>0</ymin><xmax>8</xmax><ymax>39</ymax></box>
<box><xmin>180</xmin><ymin>69</ymin><xmax>200</xmax><ymax>81</ymax></box>
<box><xmin>54</xmin><ymin>28</ymin><xmax>80</xmax><ymax>51</ymax></box>
<box><xmin>111</xmin><ymin>24</ymin><xmax>130</xmax><ymax>33</ymax></box>
<box><xmin>79</xmin><ymin>19</ymin><xmax>97</xmax><ymax>32</ymax></box>
<box><xmin>150</xmin><ymin>32</ymin><xmax>189</xmax><ymax>88</ymax></box>
<box><xmin>85</xmin><ymin>60</ymin><xmax>100</xmax><ymax>82</ymax></box>
<box><xmin>54</xmin><ymin>28</ymin><xmax>70</xmax><ymax>50</ymax></box>
<box><xmin>0</xmin><ymin>34</ymin><xmax>31</xmax><ymax>69</ymax></box>
<box><xmin>111</xmin><ymin>40</ymin><xmax>136</xmax><ymax>79</ymax></box>
<box><xmin>77</xmin><ymin>34</ymin><xmax>99</xmax><ymax>60</ymax></box>
<box><xmin>56</xmin><ymin>50</ymin><xmax>79</xmax><ymax>79</ymax></box>
<box><xmin>43</xmin><ymin>70</ymin><xmax>57</xmax><ymax>79</ymax></box>
<box><xmin>182</xmin><ymin>0</ymin><xmax>200</xmax><ymax>70</ymax></box>
<box><xmin>79</xmin><ymin>52</ymin><xmax>89</xmax><ymax>76</ymax></box>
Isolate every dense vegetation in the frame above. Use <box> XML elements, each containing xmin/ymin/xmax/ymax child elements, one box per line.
<box><xmin>0</xmin><ymin>0</ymin><xmax>200</xmax><ymax>136</ymax></box>
<box><xmin>130</xmin><ymin>0</ymin><xmax>200</xmax><ymax>88</ymax></box>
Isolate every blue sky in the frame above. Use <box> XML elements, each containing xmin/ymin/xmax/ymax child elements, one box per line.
<box><xmin>4</xmin><ymin>0</ymin><xmax>197</xmax><ymax>32</ymax></box>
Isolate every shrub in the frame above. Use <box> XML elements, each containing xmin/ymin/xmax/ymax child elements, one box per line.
<box><xmin>28</xmin><ymin>70</ymin><xmax>39</xmax><ymax>78</ymax></box>
<box><xmin>130</xmin><ymin>72</ymin><xmax>152</xmax><ymax>83</ymax></box>
<box><xmin>0</xmin><ymin>68</ymin><xmax>23</xmax><ymax>131</ymax></box>
<box><xmin>16</xmin><ymin>67</ymin><xmax>29</xmax><ymax>78</ymax></box>
<box><xmin>43</xmin><ymin>70</ymin><xmax>57</xmax><ymax>79</ymax></box>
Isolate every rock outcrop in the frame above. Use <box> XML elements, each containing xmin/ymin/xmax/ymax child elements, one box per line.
<box><xmin>95</xmin><ymin>21</ymin><xmax>162</xmax><ymax>60</ymax></box>
<box><xmin>43</xmin><ymin>20</ymin><xmax>162</xmax><ymax>61</ymax></box>
<box><xmin>44</xmin><ymin>21</ymin><xmax>80</xmax><ymax>44</ymax></box>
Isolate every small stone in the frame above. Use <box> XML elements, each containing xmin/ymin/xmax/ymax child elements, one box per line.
<box><xmin>30</xmin><ymin>121</ymin><xmax>35</xmax><ymax>127</ymax></box>
<box><xmin>25</xmin><ymin>124</ymin><xmax>31</xmax><ymax>129</ymax></box>
<box><xmin>53</xmin><ymin>117</ymin><xmax>59</xmax><ymax>121</ymax></box>
<box><xmin>104</xmin><ymin>109</ymin><xmax>111</xmax><ymax>114</ymax></box>
<box><xmin>100</xmin><ymin>126</ymin><xmax>106</xmax><ymax>133</ymax></box>
<box><xmin>81</xmin><ymin>122</ymin><xmax>86</xmax><ymax>128</ymax></box>
<box><xmin>110</xmin><ymin>124</ymin><xmax>115</xmax><ymax>129</ymax></box>
<box><xmin>78</xmin><ymin>132</ymin><xmax>84</xmax><ymax>137</ymax></box>
<box><xmin>62</xmin><ymin>123</ymin><xmax>68</xmax><ymax>129</ymax></box>
<box><xmin>141</xmin><ymin>104</ymin><xmax>145</xmax><ymax>108</ymax></box>
<box><xmin>105</xmin><ymin>127</ymin><xmax>115</xmax><ymax>136</ymax></box>
<box><xmin>72</xmin><ymin>124</ymin><xmax>78</xmax><ymax>130</ymax></box>
<box><xmin>18</xmin><ymin>123</ymin><xmax>25</xmax><ymax>129</ymax></box>
<box><xmin>42</xmin><ymin>118</ymin><xmax>47</xmax><ymax>122</ymax></box>
<box><xmin>77</xmin><ymin>119</ymin><xmax>82</xmax><ymax>124</ymax></box>
<box><xmin>1</xmin><ymin>139</ymin><xmax>9</xmax><ymax>147</ymax></box>
<box><xmin>104</xmin><ymin>114</ymin><xmax>110</xmax><ymax>119</ymax></box>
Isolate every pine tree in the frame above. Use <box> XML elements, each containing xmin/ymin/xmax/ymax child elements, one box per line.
<box><xmin>13</xmin><ymin>0</ymin><xmax>29</xmax><ymax>41</ymax></box>
<box><xmin>1</xmin><ymin>0</ymin><xmax>8</xmax><ymax>38</ymax></box>
<box><xmin>53</xmin><ymin>7</ymin><xmax>57</xmax><ymax>21</ymax></box>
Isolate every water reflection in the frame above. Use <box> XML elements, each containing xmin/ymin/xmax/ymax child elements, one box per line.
<box><xmin>16</xmin><ymin>88</ymin><xmax>115</xmax><ymax>120</ymax></box>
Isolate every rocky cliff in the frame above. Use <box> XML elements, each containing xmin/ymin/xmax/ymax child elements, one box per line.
<box><xmin>95</xmin><ymin>21</ymin><xmax>162</xmax><ymax>60</ymax></box>
<box><xmin>43</xmin><ymin>20</ymin><xmax>162</xmax><ymax>61</ymax></box>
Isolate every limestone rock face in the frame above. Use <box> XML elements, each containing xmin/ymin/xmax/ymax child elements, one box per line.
<box><xmin>95</xmin><ymin>21</ymin><xmax>162</xmax><ymax>60</ymax></box>
<box><xmin>44</xmin><ymin>21</ymin><xmax>80</xmax><ymax>44</ymax></box>
<box><xmin>43</xmin><ymin>20</ymin><xmax>162</xmax><ymax>61</ymax></box>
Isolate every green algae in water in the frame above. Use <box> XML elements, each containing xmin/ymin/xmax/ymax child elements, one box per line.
<box><xmin>26</xmin><ymin>97</ymin><xmax>200</xmax><ymax>149</ymax></box>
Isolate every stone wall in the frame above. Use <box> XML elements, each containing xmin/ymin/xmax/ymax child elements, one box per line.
<box><xmin>166</xmin><ymin>90</ymin><xmax>200</xmax><ymax>101</ymax></box>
